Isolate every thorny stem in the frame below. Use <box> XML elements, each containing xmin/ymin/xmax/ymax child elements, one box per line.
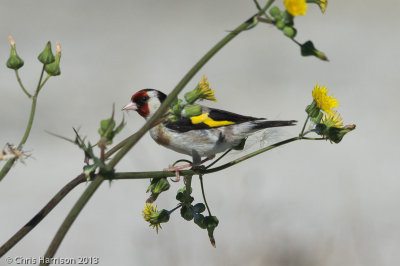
<box><xmin>199</xmin><ymin>175</ymin><xmax>212</xmax><ymax>216</ymax></box>
<box><xmin>15</xmin><ymin>70</ymin><xmax>31</xmax><ymax>98</ymax></box>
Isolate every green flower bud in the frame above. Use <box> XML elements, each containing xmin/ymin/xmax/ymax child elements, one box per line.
<box><xmin>146</xmin><ymin>177</ymin><xmax>170</xmax><ymax>203</ymax></box>
<box><xmin>182</xmin><ymin>105</ymin><xmax>202</xmax><ymax>118</ymax></box>
<box><xmin>301</xmin><ymin>41</ymin><xmax>329</xmax><ymax>61</ymax></box>
<box><xmin>283</xmin><ymin>26</ymin><xmax>297</xmax><ymax>38</ymax></box>
<box><xmin>184</xmin><ymin>89</ymin><xmax>199</xmax><ymax>104</ymax></box>
<box><xmin>38</xmin><ymin>41</ymin><xmax>55</xmax><ymax>64</ymax></box>
<box><xmin>45</xmin><ymin>42</ymin><xmax>61</xmax><ymax>76</ymax></box>
<box><xmin>156</xmin><ymin>209</ymin><xmax>170</xmax><ymax>223</ymax></box>
<box><xmin>276</xmin><ymin>20</ymin><xmax>285</xmax><ymax>30</ymax></box>
<box><xmin>180</xmin><ymin>205</ymin><xmax>194</xmax><ymax>221</ymax></box>
<box><xmin>310</xmin><ymin>110</ymin><xmax>323</xmax><ymax>124</ymax></box>
<box><xmin>6</xmin><ymin>36</ymin><xmax>24</xmax><ymax>70</ymax></box>
<box><xmin>204</xmin><ymin>216</ymin><xmax>219</xmax><ymax>248</ymax></box>
<box><xmin>98</xmin><ymin>111</ymin><xmax>125</xmax><ymax>146</ymax></box>
<box><xmin>305</xmin><ymin>101</ymin><xmax>322</xmax><ymax>118</ymax></box>
<box><xmin>327</xmin><ymin>124</ymin><xmax>356</xmax><ymax>144</ymax></box>
<box><xmin>269</xmin><ymin>6</ymin><xmax>281</xmax><ymax>19</ymax></box>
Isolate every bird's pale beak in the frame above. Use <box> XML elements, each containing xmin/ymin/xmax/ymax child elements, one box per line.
<box><xmin>122</xmin><ymin>101</ymin><xmax>138</xmax><ymax>111</ymax></box>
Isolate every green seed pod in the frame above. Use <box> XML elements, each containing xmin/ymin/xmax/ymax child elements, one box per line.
<box><xmin>6</xmin><ymin>36</ymin><xmax>24</xmax><ymax>70</ymax></box>
<box><xmin>38</xmin><ymin>41</ymin><xmax>55</xmax><ymax>64</ymax></box>
<box><xmin>301</xmin><ymin>41</ymin><xmax>329</xmax><ymax>61</ymax></box>
<box><xmin>45</xmin><ymin>42</ymin><xmax>62</xmax><ymax>76</ymax></box>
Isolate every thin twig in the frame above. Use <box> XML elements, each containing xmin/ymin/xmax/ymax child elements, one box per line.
<box><xmin>15</xmin><ymin>70</ymin><xmax>31</xmax><ymax>98</ymax></box>
<box><xmin>199</xmin><ymin>175</ymin><xmax>212</xmax><ymax>216</ymax></box>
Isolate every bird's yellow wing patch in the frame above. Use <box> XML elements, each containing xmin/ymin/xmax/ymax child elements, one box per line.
<box><xmin>190</xmin><ymin>113</ymin><xmax>235</xmax><ymax>127</ymax></box>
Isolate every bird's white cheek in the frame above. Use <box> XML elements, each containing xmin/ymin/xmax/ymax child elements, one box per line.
<box><xmin>147</xmin><ymin>98</ymin><xmax>162</xmax><ymax>117</ymax></box>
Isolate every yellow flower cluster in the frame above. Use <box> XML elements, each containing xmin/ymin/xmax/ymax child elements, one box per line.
<box><xmin>322</xmin><ymin>111</ymin><xmax>343</xmax><ymax>128</ymax></box>
<box><xmin>198</xmin><ymin>76</ymin><xmax>216</xmax><ymax>101</ymax></box>
<box><xmin>142</xmin><ymin>203</ymin><xmax>162</xmax><ymax>233</ymax></box>
<box><xmin>312</xmin><ymin>84</ymin><xmax>339</xmax><ymax>115</ymax></box>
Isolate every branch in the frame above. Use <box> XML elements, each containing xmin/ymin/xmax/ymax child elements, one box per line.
<box><xmin>0</xmin><ymin>174</ymin><xmax>86</xmax><ymax>257</ymax></box>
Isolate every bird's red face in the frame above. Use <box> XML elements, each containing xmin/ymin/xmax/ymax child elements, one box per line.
<box><xmin>122</xmin><ymin>89</ymin><xmax>166</xmax><ymax>119</ymax></box>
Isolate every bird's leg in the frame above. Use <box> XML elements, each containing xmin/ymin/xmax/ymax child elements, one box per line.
<box><xmin>164</xmin><ymin>151</ymin><xmax>215</xmax><ymax>182</ymax></box>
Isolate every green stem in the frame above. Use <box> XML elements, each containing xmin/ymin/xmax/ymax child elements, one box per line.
<box><xmin>184</xmin><ymin>175</ymin><xmax>193</xmax><ymax>206</ymax></box>
<box><xmin>206</xmin><ymin>148</ymin><xmax>232</xmax><ymax>169</ymax></box>
<box><xmin>0</xmin><ymin>174</ymin><xmax>86</xmax><ymax>257</ymax></box>
<box><xmin>15</xmin><ymin>70</ymin><xmax>31</xmax><ymax>98</ymax></box>
<box><xmin>0</xmin><ymin>95</ymin><xmax>38</xmax><ymax>181</ymax></box>
<box><xmin>40</xmin><ymin>176</ymin><xmax>104</xmax><ymax>265</ymax></box>
<box><xmin>36</xmin><ymin>65</ymin><xmax>46</xmax><ymax>93</ymax></box>
<box><xmin>0</xmin><ymin>67</ymin><xmax>49</xmax><ymax>181</ymax></box>
<box><xmin>254</xmin><ymin>0</ymin><xmax>274</xmax><ymax>20</ymax></box>
<box><xmin>168</xmin><ymin>204</ymin><xmax>182</xmax><ymax>215</ymax></box>
<box><xmin>37</xmin><ymin>75</ymin><xmax>51</xmax><ymax>94</ymax></box>
<box><xmin>199</xmin><ymin>175</ymin><xmax>212</xmax><ymax>216</ymax></box>
<box><xmin>299</xmin><ymin>114</ymin><xmax>310</xmax><ymax>137</ymax></box>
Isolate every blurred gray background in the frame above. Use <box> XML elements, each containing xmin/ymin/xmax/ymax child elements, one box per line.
<box><xmin>0</xmin><ymin>0</ymin><xmax>399</xmax><ymax>265</ymax></box>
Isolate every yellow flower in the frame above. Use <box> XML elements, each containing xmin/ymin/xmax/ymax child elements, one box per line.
<box><xmin>322</xmin><ymin>111</ymin><xmax>343</xmax><ymax>128</ymax></box>
<box><xmin>312</xmin><ymin>84</ymin><xmax>339</xmax><ymax>115</ymax></box>
<box><xmin>198</xmin><ymin>76</ymin><xmax>216</xmax><ymax>101</ymax></box>
<box><xmin>142</xmin><ymin>203</ymin><xmax>163</xmax><ymax>233</ymax></box>
<box><xmin>284</xmin><ymin>0</ymin><xmax>308</xmax><ymax>16</ymax></box>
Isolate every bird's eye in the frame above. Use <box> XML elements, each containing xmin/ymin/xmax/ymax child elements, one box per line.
<box><xmin>135</xmin><ymin>96</ymin><xmax>149</xmax><ymax>105</ymax></box>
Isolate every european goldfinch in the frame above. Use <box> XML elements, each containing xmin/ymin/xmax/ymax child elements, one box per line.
<box><xmin>123</xmin><ymin>89</ymin><xmax>296</xmax><ymax>173</ymax></box>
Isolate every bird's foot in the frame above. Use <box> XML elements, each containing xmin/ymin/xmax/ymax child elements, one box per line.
<box><xmin>164</xmin><ymin>163</ymin><xmax>192</xmax><ymax>182</ymax></box>
<box><xmin>163</xmin><ymin>156</ymin><xmax>214</xmax><ymax>182</ymax></box>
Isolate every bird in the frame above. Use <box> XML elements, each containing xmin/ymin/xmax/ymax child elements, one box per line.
<box><xmin>122</xmin><ymin>89</ymin><xmax>296</xmax><ymax>179</ymax></box>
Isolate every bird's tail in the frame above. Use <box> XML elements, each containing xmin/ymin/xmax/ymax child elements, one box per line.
<box><xmin>252</xmin><ymin>120</ymin><xmax>297</xmax><ymax>130</ymax></box>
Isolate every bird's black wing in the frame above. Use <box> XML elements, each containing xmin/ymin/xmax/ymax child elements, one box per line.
<box><xmin>165</xmin><ymin>107</ymin><xmax>264</xmax><ymax>133</ymax></box>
